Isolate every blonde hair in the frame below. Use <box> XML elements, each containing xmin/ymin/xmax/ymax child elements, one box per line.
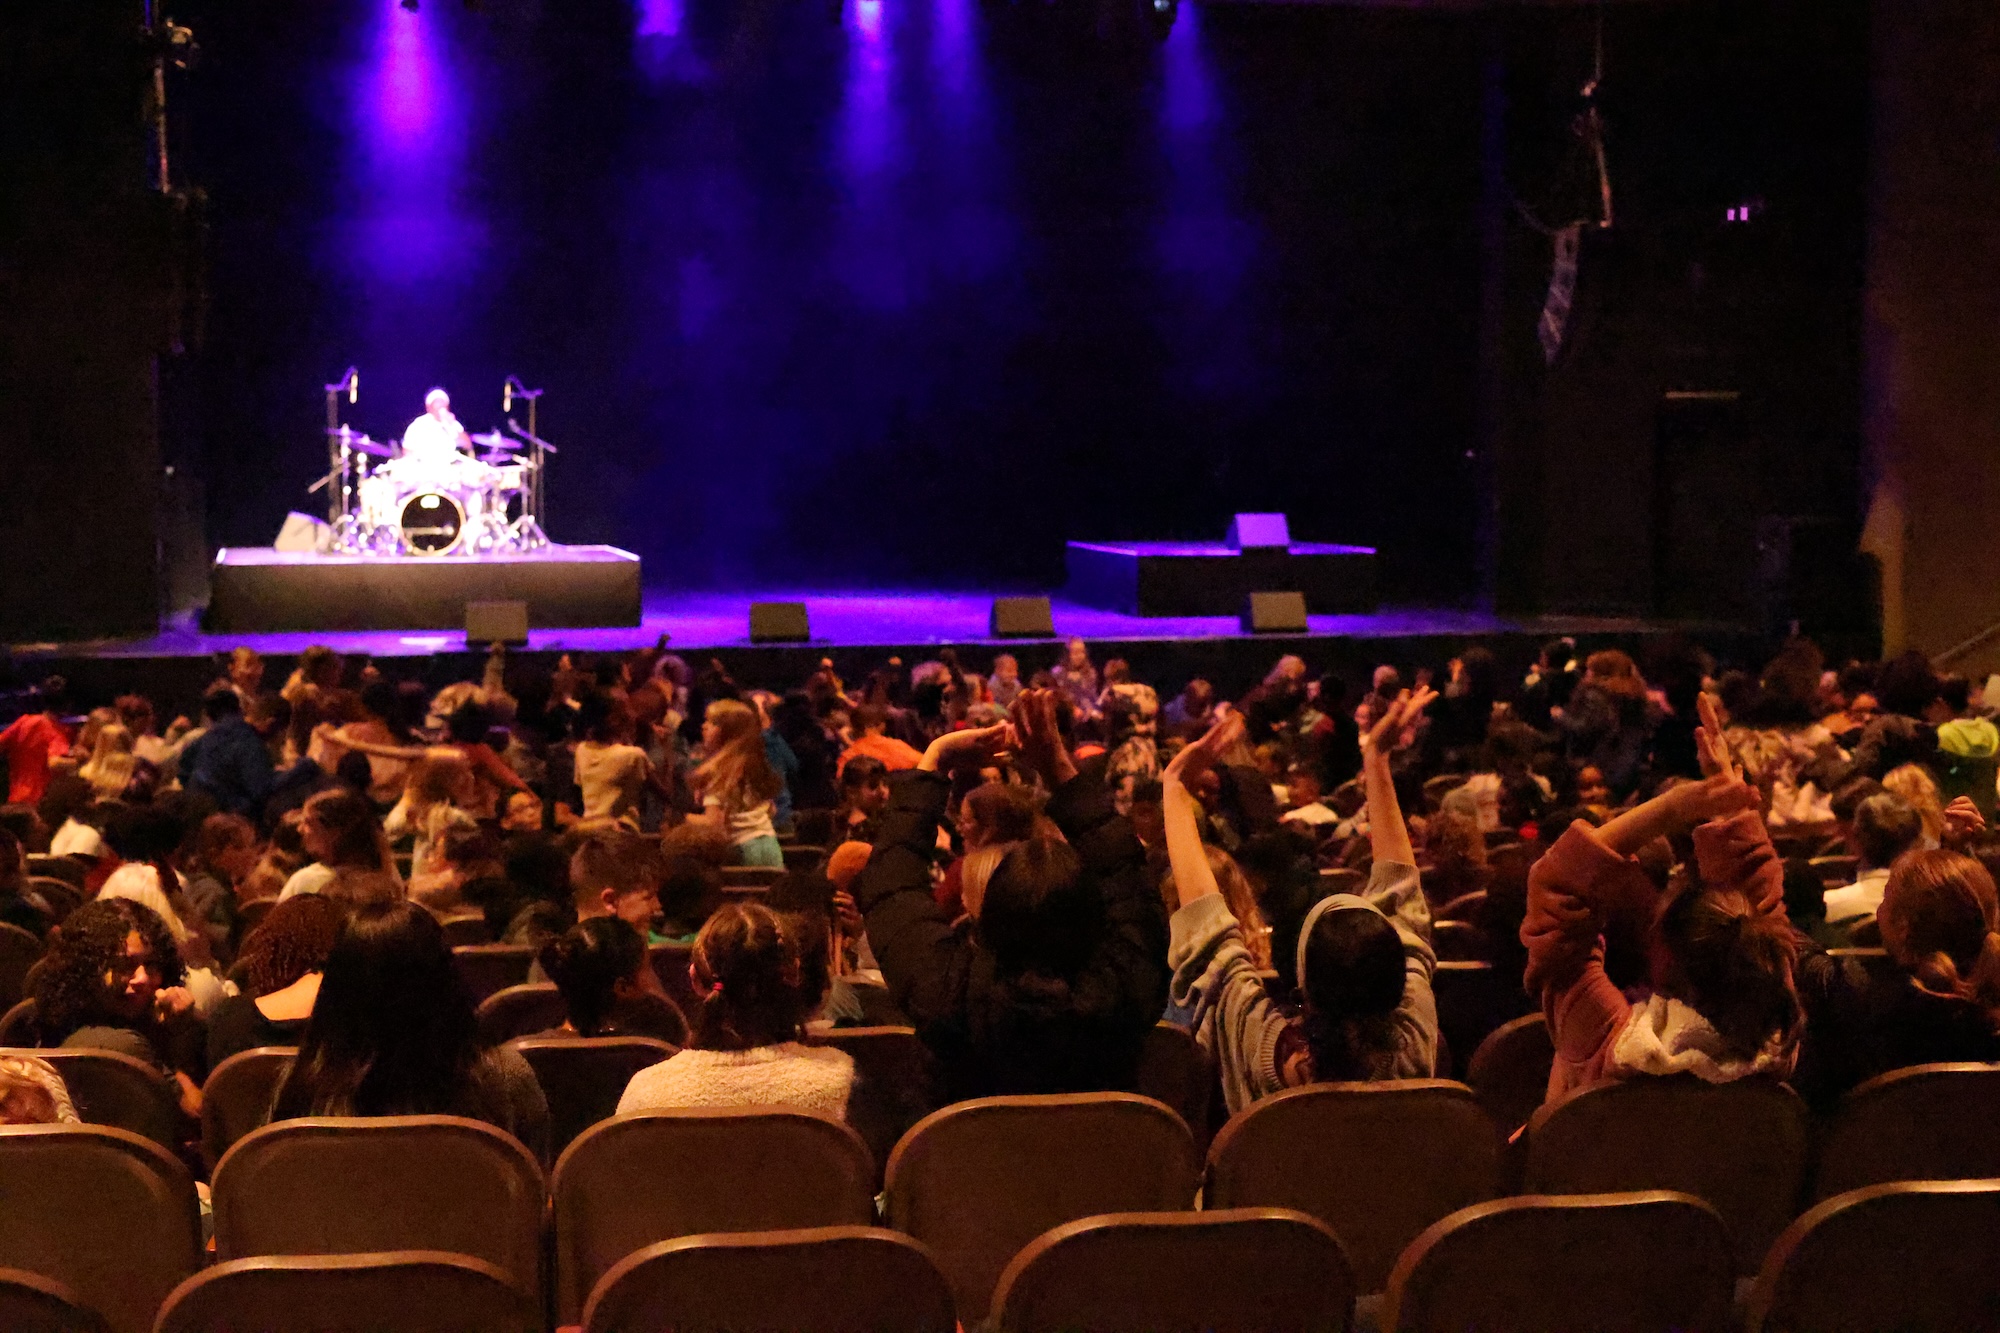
<box><xmin>1883</xmin><ymin>764</ymin><xmax>1946</xmax><ymax>846</ymax></box>
<box><xmin>1161</xmin><ymin>844</ymin><xmax>1272</xmax><ymax>969</ymax></box>
<box><xmin>694</xmin><ymin>699</ymin><xmax>781</xmax><ymax>809</ymax></box>
<box><xmin>0</xmin><ymin>1055</ymin><xmax>79</xmax><ymax>1125</ymax></box>
<box><xmin>79</xmin><ymin>723</ymin><xmax>137</xmax><ymax>798</ymax></box>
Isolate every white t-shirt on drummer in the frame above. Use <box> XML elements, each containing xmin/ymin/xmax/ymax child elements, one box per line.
<box><xmin>402</xmin><ymin>411</ymin><xmax>468</xmax><ymax>463</ymax></box>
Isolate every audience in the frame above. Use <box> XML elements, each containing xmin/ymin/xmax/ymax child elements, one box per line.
<box><xmin>206</xmin><ymin>894</ymin><xmax>346</xmax><ymax>1066</ymax></box>
<box><xmin>537</xmin><ymin>916</ymin><xmax>686</xmax><ymax>1043</ymax></box>
<box><xmin>690</xmin><ymin>699</ymin><xmax>786</xmax><ymax>868</ymax></box>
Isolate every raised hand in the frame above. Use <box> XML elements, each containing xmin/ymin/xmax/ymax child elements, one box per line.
<box><xmin>1693</xmin><ymin>691</ymin><xmax>1740</xmax><ymax>782</ymax></box>
<box><xmin>1009</xmin><ymin>689</ymin><xmax>1077</xmax><ymax>787</ymax></box>
<box><xmin>1364</xmin><ymin>686</ymin><xmax>1437</xmax><ymax>755</ymax></box>
<box><xmin>918</xmin><ymin>721</ymin><xmax>1016</xmax><ymax>776</ymax></box>
<box><xmin>1165</xmin><ymin>709</ymin><xmax>1246</xmax><ymax>788</ymax></box>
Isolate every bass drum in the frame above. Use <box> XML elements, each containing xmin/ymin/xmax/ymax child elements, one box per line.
<box><xmin>399</xmin><ymin>491</ymin><xmax>466</xmax><ymax>555</ymax></box>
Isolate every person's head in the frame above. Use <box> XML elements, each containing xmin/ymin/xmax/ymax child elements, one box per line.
<box><xmin>1063</xmin><ymin>638</ymin><xmax>1091</xmax><ymax>672</ymax></box>
<box><xmin>1938</xmin><ymin>673</ymin><xmax>1973</xmax><ymax>721</ymax></box>
<box><xmin>225</xmin><ymin>647</ymin><xmax>263</xmax><ymax>694</ymax></box>
<box><xmin>571</xmin><ymin>831</ymin><xmax>662</xmax><ymax>930</ymax></box>
<box><xmin>405</xmin><ymin>752</ymin><xmax>474</xmax><ymax>812</ymax></box>
<box><xmin>1875</xmin><ymin>651</ymin><xmax>1942</xmax><ymax>721</ymax></box>
<box><xmin>1652</xmin><ymin>874</ymin><xmax>1802</xmax><ymax>1060</ymax></box>
<box><xmin>425</xmin><ymin>387</ymin><xmax>451</xmax><ymax>419</ymax></box>
<box><xmin>114</xmin><ymin>693</ymin><xmax>156</xmax><ymax>738</ymax></box>
<box><xmin>1584</xmin><ymin>649</ymin><xmax>1647</xmax><ymax>701</ymax></box>
<box><xmin>1181</xmin><ymin>678</ymin><xmax>1214</xmax><ymax>709</ymax></box>
<box><xmin>1882</xmin><ymin>764</ymin><xmax>1946</xmax><ymax>846</ymax></box>
<box><xmin>1162</xmin><ymin>845</ymin><xmax>1272</xmax><ymax>970</ymax></box>
<box><xmin>1295</xmin><ymin>895</ymin><xmax>1409</xmax><ymax>1080</ymax></box>
<box><xmin>1371</xmin><ymin>665</ymin><xmax>1401</xmax><ymax>697</ymax></box>
<box><xmin>34</xmin><ymin>898</ymin><xmax>184</xmax><ymax>1037</ymax></box>
<box><xmin>1879</xmin><ymin>849</ymin><xmax>2000</xmax><ymax>1027</ymax></box>
<box><xmin>238</xmin><ymin>894</ymin><xmax>347</xmax><ymax>998</ymax></box>
<box><xmin>33</xmin><ymin>675</ymin><xmax>68</xmax><ymax>718</ymax></box>
<box><xmin>500</xmin><ymin>789</ymin><xmax>544</xmax><ymax>832</ymax></box>
<box><xmin>297</xmin><ymin>645</ymin><xmax>342</xmax><ymax>691</ymax></box>
<box><xmin>1854</xmin><ymin>791</ymin><xmax>1925</xmax><ymax>871</ymax></box>
<box><xmin>201</xmin><ymin>685</ymin><xmax>243</xmax><ymax>724</ymax></box>
<box><xmin>301</xmin><ymin>788</ymin><xmax>388</xmax><ymax>871</ymax></box>
<box><xmin>696</xmin><ymin>698</ymin><xmax>781</xmax><ymax>806</ymax></box>
<box><xmin>276</xmin><ymin>902</ymin><xmax>482</xmax><ymax>1118</ymax></box>
<box><xmin>445</xmin><ymin>700</ymin><xmax>493</xmax><ymax>747</ymax></box>
<box><xmin>0</xmin><ymin>1056</ymin><xmax>78</xmax><ymax>1125</ymax></box>
<box><xmin>839</xmin><ymin>755</ymin><xmax>891</xmax><ymax>816</ymax></box>
<box><xmin>958</xmin><ymin>782</ymin><xmax>1042</xmax><ymax>851</ymax></box>
<box><xmin>0</xmin><ymin>804</ymin><xmax>45</xmax><ymax>857</ymax></box>
<box><xmin>1575</xmin><ymin>764</ymin><xmax>1611</xmax><ymax>807</ymax></box>
<box><xmin>657</xmin><ymin>855</ymin><xmax>721</xmax><ymax>935</ymax></box>
<box><xmin>992</xmin><ymin>654</ymin><xmax>1020</xmax><ymax>683</ymax></box>
<box><xmin>1830</xmin><ymin>775</ymin><xmax>1885</xmax><ymax>833</ymax></box>
<box><xmin>688</xmin><ymin>903</ymin><xmax>816</xmax><ymax>1050</ymax></box>
<box><xmin>539</xmin><ymin>916</ymin><xmax>661</xmax><ymax>1036</ymax></box>
<box><xmin>977</xmin><ymin>838</ymin><xmax>1102</xmax><ymax>978</ymax></box>
<box><xmin>1539</xmin><ymin>638</ymin><xmax>1575</xmax><ymax>673</ymax></box>
<box><xmin>188</xmin><ymin>812</ymin><xmax>260</xmax><ymax>884</ymax></box>
<box><xmin>852</xmin><ymin>704</ymin><xmax>890</xmax><ymax>738</ymax></box>
<box><xmin>1285</xmin><ymin>768</ymin><xmax>1322</xmax><ymax>810</ymax></box>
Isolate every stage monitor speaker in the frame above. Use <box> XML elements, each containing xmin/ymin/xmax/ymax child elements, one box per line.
<box><xmin>990</xmin><ymin>596</ymin><xmax>1054</xmax><ymax>638</ymax></box>
<box><xmin>1242</xmin><ymin>591</ymin><xmax>1308</xmax><ymax>634</ymax></box>
<box><xmin>274</xmin><ymin>511</ymin><xmax>330</xmax><ymax>553</ymax></box>
<box><xmin>749</xmin><ymin>601</ymin><xmax>811</xmax><ymax>643</ymax></box>
<box><xmin>1227</xmin><ymin>512</ymin><xmax>1291</xmax><ymax>550</ymax></box>
<box><xmin>465</xmin><ymin>600</ymin><xmax>529</xmax><ymax>646</ymax></box>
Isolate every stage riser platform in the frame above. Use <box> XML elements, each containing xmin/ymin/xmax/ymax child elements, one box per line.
<box><xmin>205</xmin><ymin>546</ymin><xmax>642</xmax><ymax>633</ymax></box>
<box><xmin>1064</xmin><ymin>540</ymin><xmax>1378</xmax><ymax>617</ymax></box>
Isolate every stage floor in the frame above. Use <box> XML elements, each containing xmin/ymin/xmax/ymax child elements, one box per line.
<box><xmin>32</xmin><ymin>588</ymin><xmax>1704</xmax><ymax>660</ymax></box>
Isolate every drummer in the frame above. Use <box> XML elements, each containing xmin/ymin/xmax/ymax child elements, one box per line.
<box><xmin>401</xmin><ymin>388</ymin><xmax>473</xmax><ymax>463</ymax></box>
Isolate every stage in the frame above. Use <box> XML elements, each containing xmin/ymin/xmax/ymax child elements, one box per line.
<box><xmin>10</xmin><ymin>585</ymin><xmax>1753</xmax><ymax>714</ymax></box>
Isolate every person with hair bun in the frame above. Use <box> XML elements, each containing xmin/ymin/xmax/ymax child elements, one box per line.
<box><xmin>536</xmin><ymin>916</ymin><xmax>686</xmax><ymax>1044</ymax></box>
<box><xmin>1794</xmin><ymin>848</ymin><xmax>2000</xmax><ymax>1108</ymax></box>
<box><xmin>616</xmin><ymin>903</ymin><xmax>852</xmax><ymax>1119</ymax></box>
<box><xmin>1524</xmin><ymin>693</ymin><xmax>1803</xmax><ymax>1109</ymax></box>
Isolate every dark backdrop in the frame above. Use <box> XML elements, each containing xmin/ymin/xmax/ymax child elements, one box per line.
<box><xmin>177</xmin><ymin>0</ymin><xmax>1488</xmax><ymax>599</ymax></box>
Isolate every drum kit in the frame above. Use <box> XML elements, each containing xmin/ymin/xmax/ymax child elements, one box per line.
<box><xmin>313</xmin><ymin>371</ymin><xmax>558</xmax><ymax>557</ymax></box>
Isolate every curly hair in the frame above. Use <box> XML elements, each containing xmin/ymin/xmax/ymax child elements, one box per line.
<box><xmin>238</xmin><ymin>895</ymin><xmax>348</xmax><ymax>997</ymax></box>
<box><xmin>33</xmin><ymin>898</ymin><xmax>184</xmax><ymax>1040</ymax></box>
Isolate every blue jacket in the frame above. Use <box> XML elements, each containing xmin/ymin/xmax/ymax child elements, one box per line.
<box><xmin>180</xmin><ymin>717</ymin><xmax>288</xmax><ymax>816</ymax></box>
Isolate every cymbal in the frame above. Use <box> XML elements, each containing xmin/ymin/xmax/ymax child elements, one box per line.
<box><xmin>333</xmin><ymin>426</ymin><xmax>393</xmax><ymax>458</ymax></box>
<box><xmin>470</xmin><ymin>431</ymin><xmax>517</xmax><ymax>450</ymax></box>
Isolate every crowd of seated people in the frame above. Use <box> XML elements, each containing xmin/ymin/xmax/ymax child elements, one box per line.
<box><xmin>5</xmin><ymin>631</ymin><xmax>2000</xmax><ymax>1320</ymax></box>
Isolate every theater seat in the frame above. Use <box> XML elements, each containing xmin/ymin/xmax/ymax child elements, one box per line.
<box><xmin>509</xmin><ymin>1036</ymin><xmax>676</xmax><ymax>1158</ymax></box>
<box><xmin>199</xmin><ymin>1046</ymin><xmax>296</xmax><ymax>1169</ymax></box>
<box><xmin>154</xmin><ymin>1252</ymin><xmax>539</xmax><ymax>1333</ymax></box>
<box><xmin>475</xmin><ymin>983</ymin><xmax>569</xmax><ymax>1045</ymax></box>
<box><xmin>1814</xmin><ymin>1062</ymin><xmax>2000</xmax><ymax>1200</ymax></box>
<box><xmin>1383</xmin><ymin>1191</ymin><xmax>1734</xmax><ymax>1333</ymax></box>
<box><xmin>1463</xmin><ymin>1013</ymin><xmax>1555</xmax><ymax>1141</ymax></box>
<box><xmin>21</xmin><ymin>1049</ymin><xmax>181</xmax><ymax>1151</ymax></box>
<box><xmin>580</xmin><ymin>1226</ymin><xmax>954</xmax><ymax>1333</ymax></box>
<box><xmin>884</xmin><ymin>1092</ymin><xmax>1200</xmax><ymax>1325</ymax></box>
<box><xmin>990</xmin><ymin>1208</ymin><xmax>1353</xmax><ymax>1333</ymax></box>
<box><xmin>0</xmin><ymin>1266</ymin><xmax>107</xmax><ymax>1333</ymax></box>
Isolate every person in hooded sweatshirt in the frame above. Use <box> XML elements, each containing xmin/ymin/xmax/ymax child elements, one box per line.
<box><xmin>1522</xmin><ymin>693</ymin><xmax>1804</xmax><ymax>1109</ymax></box>
<box><xmin>1932</xmin><ymin>673</ymin><xmax>2000</xmax><ymax>822</ymax></box>
<box><xmin>1165</xmin><ymin>690</ymin><xmax>1439</xmax><ymax>1115</ymax></box>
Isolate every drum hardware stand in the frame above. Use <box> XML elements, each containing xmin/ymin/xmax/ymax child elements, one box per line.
<box><xmin>502</xmin><ymin>376</ymin><xmax>554</xmax><ymax>549</ymax></box>
<box><xmin>320</xmin><ymin>367</ymin><xmax>368</xmax><ymax>553</ymax></box>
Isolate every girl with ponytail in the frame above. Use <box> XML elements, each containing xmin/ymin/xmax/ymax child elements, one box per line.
<box><xmin>1793</xmin><ymin>848</ymin><xmax>2000</xmax><ymax>1106</ymax></box>
<box><xmin>615</xmin><ymin>902</ymin><xmax>854</xmax><ymax>1119</ymax></box>
<box><xmin>1164</xmin><ymin>689</ymin><xmax>1439</xmax><ymax>1115</ymax></box>
<box><xmin>1523</xmin><ymin>692</ymin><xmax>1804</xmax><ymax>1109</ymax></box>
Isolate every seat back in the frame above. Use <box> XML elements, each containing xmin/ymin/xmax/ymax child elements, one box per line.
<box><xmin>1431</xmin><ymin>920</ymin><xmax>1491</xmax><ymax>961</ymax></box>
<box><xmin>552</xmin><ymin>1108</ymin><xmax>875</xmax><ymax>1323</ymax></box>
<box><xmin>1431</xmin><ymin>960</ymin><xmax>1527</xmax><ymax>1073</ymax></box>
<box><xmin>646</xmin><ymin>943</ymin><xmax>700</xmax><ymax>1019</ymax></box>
<box><xmin>19</xmin><ymin>1049</ymin><xmax>181</xmax><ymax>1150</ymax></box>
<box><xmin>199</xmin><ymin>1047</ymin><xmax>296</xmax><ymax>1169</ymax></box>
<box><xmin>0</xmin><ymin>1000</ymin><xmax>40</xmax><ymax>1046</ymax></box>
<box><xmin>1523</xmin><ymin>1076</ymin><xmax>1809</xmax><ymax>1273</ymax></box>
<box><xmin>509</xmin><ymin>1036</ymin><xmax>675</xmax><ymax>1158</ymax></box>
<box><xmin>581</xmin><ymin>1226</ymin><xmax>955</xmax><ymax>1333</ymax></box>
<box><xmin>475</xmin><ymin>983</ymin><xmax>569</xmax><ymax>1045</ymax></box>
<box><xmin>0</xmin><ymin>922</ymin><xmax>41</xmax><ymax>1013</ymax></box>
<box><xmin>1383</xmin><ymin>1191</ymin><xmax>1735</xmax><ymax>1333</ymax></box>
<box><xmin>212</xmin><ymin>1116</ymin><xmax>546</xmax><ymax>1294</ymax></box>
<box><xmin>0</xmin><ymin>1125</ymin><xmax>200</xmax><ymax>1333</ymax></box>
<box><xmin>25</xmin><ymin>856</ymin><xmax>86</xmax><ymax>889</ymax></box>
<box><xmin>451</xmin><ymin>944</ymin><xmax>534</xmax><ymax>1006</ymax></box>
<box><xmin>1815</xmin><ymin>1062</ymin><xmax>2000</xmax><ymax>1199</ymax></box>
<box><xmin>1463</xmin><ymin>1013</ymin><xmax>1555</xmax><ymax>1139</ymax></box>
<box><xmin>234</xmin><ymin>897</ymin><xmax>277</xmax><ymax>939</ymax></box>
<box><xmin>1205</xmin><ymin>1080</ymin><xmax>1499</xmax><ymax>1293</ymax></box>
<box><xmin>803</xmin><ymin>1025</ymin><xmax>937</xmax><ymax>1184</ymax></box>
<box><xmin>26</xmin><ymin>879</ymin><xmax>82</xmax><ymax>923</ymax></box>
<box><xmin>884</xmin><ymin>1092</ymin><xmax>1200</xmax><ymax>1324</ymax></box>
<box><xmin>1133</xmin><ymin>1023</ymin><xmax>1213</xmax><ymax>1152</ymax></box>
<box><xmin>0</xmin><ymin>1267</ymin><xmax>106</xmax><ymax>1333</ymax></box>
<box><xmin>154</xmin><ymin>1251</ymin><xmax>539</xmax><ymax>1333</ymax></box>
<box><xmin>1809</xmin><ymin>854</ymin><xmax>1859</xmax><ymax>885</ymax></box>
<box><xmin>1746</xmin><ymin>1180</ymin><xmax>2000</xmax><ymax>1333</ymax></box>
<box><xmin>437</xmin><ymin>913</ymin><xmax>493</xmax><ymax>948</ymax></box>
<box><xmin>991</xmin><ymin>1208</ymin><xmax>1353</xmax><ymax>1333</ymax></box>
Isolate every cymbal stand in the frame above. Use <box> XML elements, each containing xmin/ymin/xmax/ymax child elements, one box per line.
<box><xmin>322</xmin><ymin>367</ymin><xmax>365</xmax><ymax>552</ymax></box>
<box><xmin>502</xmin><ymin>376</ymin><xmax>551</xmax><ymax>548</ymax></box>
